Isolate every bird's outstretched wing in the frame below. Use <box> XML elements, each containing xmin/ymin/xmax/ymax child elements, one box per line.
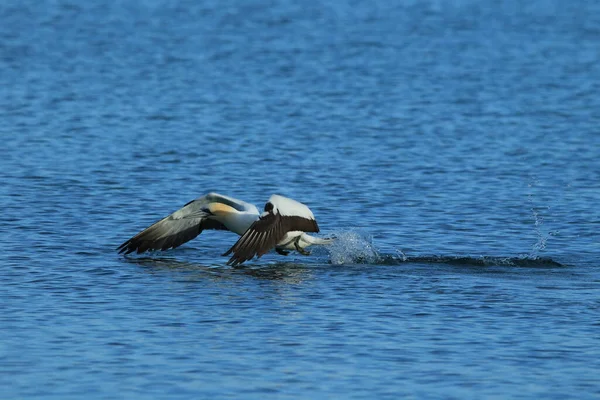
<box><xmin>223</xmin><ymin>195</ymin><xmax>319</xmax><ymax>266</ymax></box>
<box><xmin>116</xmin><ymin>193</ymin><xmax>246</xmax><ymax>254</ymax></box>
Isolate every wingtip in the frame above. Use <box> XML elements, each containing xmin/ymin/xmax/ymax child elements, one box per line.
<box><xmin>117</xmin><ymin>240</ymin><xmax>141</xmax><ymax>255</ymax></box>
<box><xmin>227</xmin><ymin>259</ymin><xmax>242</xmax><ymax>267</ymax></box>
<box><xmin>116</xmin><ymin>242</ymin><xmax>129</xmax><ymax>254</ymax></box>
<box><xmin>225</xmin><ymin>253</ymin><xmax>246</xmax><ymax>267</ymax></box>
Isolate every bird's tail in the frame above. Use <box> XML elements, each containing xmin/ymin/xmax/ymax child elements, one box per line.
<box><xmin>303</xmin><ymin>234</ymin><xmax>336</xmax><ymax>246</ymax></box>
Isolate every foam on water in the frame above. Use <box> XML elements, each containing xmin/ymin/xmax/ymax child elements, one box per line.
<box><xmin>324</xmin><ymin>231</ymin><xmax>563</xmax><ymax>268</ymax></box>
<box><xmin>386</xmin><ymin>255</ymin><xmax>564</xmax><ymax>268</ymax></box>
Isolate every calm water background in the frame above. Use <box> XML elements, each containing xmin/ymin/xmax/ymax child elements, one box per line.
<box><xmin>2</xmin><ymin>0</ymin><xmax>600</xmax><ymax>398</ymax></box>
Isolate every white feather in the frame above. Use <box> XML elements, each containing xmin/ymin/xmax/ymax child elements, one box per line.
<box><xmin>269</xmin><ymin>194</ymin><xmax>315</xmax><ymax>219</ymax></box>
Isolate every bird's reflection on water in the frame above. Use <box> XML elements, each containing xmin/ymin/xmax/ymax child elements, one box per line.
<box><xmin>124</xmin><ymin>256</ymin><xmax>316</xmax><ymax>284</ymax></box>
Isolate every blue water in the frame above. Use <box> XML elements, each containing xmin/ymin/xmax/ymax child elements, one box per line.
<box><xmin>2</xmin><ymin>0</ymin><xmax>600</xmax><ymax>398</ymax></box>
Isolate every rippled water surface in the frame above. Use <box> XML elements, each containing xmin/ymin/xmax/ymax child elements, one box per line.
<box><xmin>2</xmin><ymin>0</ymin><xmax>600</xmax><ymax>398</ymax></box>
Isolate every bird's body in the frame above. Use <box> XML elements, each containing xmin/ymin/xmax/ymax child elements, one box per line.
<box><xmin>117</xmin><ymin>192</ymin><xmax>332</xmax><ymax>265</ymax></box>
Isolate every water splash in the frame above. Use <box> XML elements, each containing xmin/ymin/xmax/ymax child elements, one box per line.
<box><xmin>395</xmin><ymin>249</ymin><xmax>408</xmax><ymax>262</ymax></box>
<box><xmin>530</xmin><ymin>206</ymin><xmax>547</xmax><ymax>257</ymax></box>
<box><xmin>326</xmin><ymin>230</ymin><xmax>381</xmax><ymax>265</ymax></box>
<box><xmin>527</xmin><ymin>181</ymin><xmax>559</xmax><ymax>258</ymax></box>
<box><xmin>323</xmin><ymin>229</ymin><xmax>563</xmax><ymax>267</ymax></box>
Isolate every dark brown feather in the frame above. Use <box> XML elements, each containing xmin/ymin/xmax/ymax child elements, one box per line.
<box><xmin>224</xmin><ymin>212</ymin><xmax>286</xmax><ymax>266</ymax></box>
<box><xmin>117</xmin><ymin>217</ymin><xmax>227</xmax><ymax>254</ymax></box>
<box><xmin>224</xmin><ymin>212</ymin><xmax>319</xmax><ymax>266</ymax></box>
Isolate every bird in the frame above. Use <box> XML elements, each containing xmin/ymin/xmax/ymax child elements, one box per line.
<box><xmin>117</xmin><ymin>192</ymin><xmax>332</xmax><ymax>265</ymax></box>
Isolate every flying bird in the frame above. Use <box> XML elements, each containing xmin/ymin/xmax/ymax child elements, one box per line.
<box><xmin>117</xmin><ymin>192</ymin><xmax>332</xmax><ymax>265</ymax></box>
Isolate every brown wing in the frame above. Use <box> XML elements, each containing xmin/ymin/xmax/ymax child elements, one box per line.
<box><xmin>222</xmin><ymin>212</ymin><xmax>286</xmax><ymax>266</ymax></box>
<box><xmin>117</xmin><ymin>216</ymin><xmax>227</xmax><ymax>255</ymax></box>
<box><xmin>223</xmin><ymin>214</ymin><xmax>319</xmax><ymax>266</ymax></box>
